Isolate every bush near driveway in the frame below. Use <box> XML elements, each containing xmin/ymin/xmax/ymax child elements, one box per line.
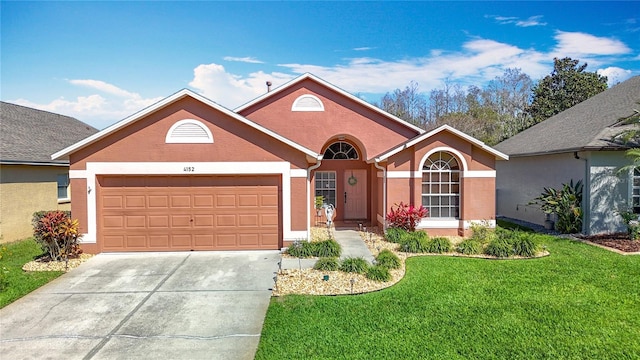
<box><xmin>257</xmin><ymin>235</ymin><xmax>640</xmax><ymax>359</ymax></box>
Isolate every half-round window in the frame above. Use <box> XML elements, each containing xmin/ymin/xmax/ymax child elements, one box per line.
<box><xmin>292</xmin><ymin>94</ymin><xmax>325</xmax><ymax>112</ymax></box>
<box><xmin>165</xmin><ymin>119</ymin><xmax>213</xmax><ymax>144</ymax></box>
<box><xmin>323</xmin><ymin>142</ymin><xmax>359</xmax><ymax>160</ymax></box>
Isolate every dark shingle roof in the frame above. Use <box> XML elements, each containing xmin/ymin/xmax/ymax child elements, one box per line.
<box><xmin>494</xmin><ymin>76</ymin><xmax>640</xmax><ymax>157</ymax></box>
<box><xmin>0</xmin><ymin>102</ymin><xmax>98</xmax><ymax>165</ymax></box>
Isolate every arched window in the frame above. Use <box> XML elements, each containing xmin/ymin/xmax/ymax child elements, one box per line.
<box><xmin>421</xmin><ymin>151</ymin><xmax>460</xmax><ymax>218</ymax></box>
<box><xmin>165</xmin><ymin>119</ymin><xmax>213</xmax><ymax>143</ymax></box>
<box><xmin>323</xmin><ymin>141</ymin><xmax>359</xmax><ymax>160</ymax></box>
<box><xmin>292</xmin><ymin>94</ymin><xmax>324</xmax><ymax>112</ymax></box>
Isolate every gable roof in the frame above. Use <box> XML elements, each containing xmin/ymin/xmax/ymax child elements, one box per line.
<box><xmin>494</xmin><ymin>76</ymin><xmax>640</xmax><ymax>157</ymax></box>
<box><xmin>235</xmin><ymin>73</ymin><xmax>426</xmax><ymax>135</ymax></box>
<box><xmin>1</xmin><ymin>102</ymin><xmax>98</xmax><ymax>166</ymax></box>
<box><xmin>373</xmin><ymin>125</ymin><xmax>509</xmax><ymax>163</ymax></box>
<box><xmin>52</xmin><ymin>89</ymin><xmax>321</xmax><ymax>161</ymax></box>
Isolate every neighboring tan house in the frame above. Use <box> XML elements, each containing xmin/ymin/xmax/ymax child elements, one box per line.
<box><xmin>494</xmin><ymin>76</ymin><xmax>640</xmax><ymax>235</ymax></box>
<box><xmin>0</xmin><ymin>102</ymin><xmax>98</xmax><ymax>243</ymax></box>
<box><xmin>53</xmin><ymin>73</ymin><xmax>508</xmax><ymax>254</ymax></box>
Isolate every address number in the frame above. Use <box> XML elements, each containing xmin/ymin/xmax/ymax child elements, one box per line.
<box><xmin>183</xmin><ymin>166</ymin><xmax>195</xmax><ymax>172</ymax></box>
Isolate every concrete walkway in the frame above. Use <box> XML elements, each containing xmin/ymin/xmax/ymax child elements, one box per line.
<box><xmin>281</xmin><ymin>228</ymin><xmax>375</xmax><ymax>270</ymax></box>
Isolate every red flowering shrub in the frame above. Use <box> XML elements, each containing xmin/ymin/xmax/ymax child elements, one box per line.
<box><xmin>33</xmin><ymin>210</ymin><xmax>82</xmax><ymax>261</ymax></box>
<box><xmin>386</xmin><ymin>202</ymin><xmax>428</xmax><ymax>231</ymax></box>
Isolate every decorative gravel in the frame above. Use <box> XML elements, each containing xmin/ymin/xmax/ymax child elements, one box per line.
<box><xmin>22</xmin><ymin>253</ymin><xmax>94</xmax><ymax>272</ymax></box>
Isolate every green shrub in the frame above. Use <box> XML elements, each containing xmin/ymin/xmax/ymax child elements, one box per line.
<box><xmin>385</xmin><ymin>227</ymin><xmax>408</xmax><ymax>243</ymax></box>
<box><xmin>366</xmin><ymin>265</ymin><xmax>392</xmax><ymax>282</ymax></box>
<box><xmin>375</xmin><ymin>249</ymin><xmax>401</xmax><ymax>269</ymax></box>
<box><xmin>340</xmin><ymin>257</ymin><xmax>369</xmax><ymax>274</ymax></box>
<box><xmin>32</xmin><ymin>210</ymin><xmax>82</xmax><ymax>261</ymax></box>
<box><xmin>456</xmin><ymin>239</ymin><xmax>483</xmax><ymax>255</ymax></box>
<box><xmin>485</xmin><ymin>238</ymin><xmax>514</xmax><ymax>258</ymax></box>
<box><xmin>427</xmin><ymin>237</ymin><xmax>452</xmax><ymax>253</ymax></box>
<box><xmin>512</xmin><ymin>232</ymin><xmax>539</xmax><ymax>257</ymax></box>
<box><xmin>470</xmin><ymin>221</ymin><xmax>496</xmax><ymax>243</ymax></box>
<box><xmin>313</xmin><ymin>257</ymin><xmax>340</xmax><ymax>271</ymax></box>
<box><xmin>531</xmin><ymin>179</ymin><xmax>583</xmax><ymax>234</ymax></box>
<box><xmin>313</xmin><ymin>239</ymin><xmax>342</xmax><ymax>258</ymax></box>
<box><xmin>399</xmin><ymin>231</ymin><xmax>430</xmax><ymax>253</ymax></box>
<box><xmin>287</xmin><ymin>241</ymin><xmax>316</xmax><ymax>258</ymax></box>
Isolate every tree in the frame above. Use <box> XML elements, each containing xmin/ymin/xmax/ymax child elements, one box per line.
<box><xmin>378</xmin><ymin>81</ymin><xmax>428</xmax><ymax>127</ymax></box>
<box><xmin>527</xmin><ymin>57</ymin><xmax>608</xmax><ymax>125</ymax></box>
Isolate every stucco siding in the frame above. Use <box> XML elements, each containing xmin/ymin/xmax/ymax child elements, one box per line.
<box><xmin>496</xmin><ymin>153</ymin><xmax>584</xmax><ymax>228</ymax></box>
<box><xmin>0</xmin><ymin>164</ymin><xmax>70</xmax><ymax>243</ymax></box>
<box><xmin>588</xmin><ymin>151</ymin><xmax>630</xmax><ymax>234</ymax></box>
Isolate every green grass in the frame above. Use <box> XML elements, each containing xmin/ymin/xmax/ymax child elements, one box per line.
<box><xmin>0</xmin><ymin>238</ymin><xmax>63</xmax><ymax>308</ymax></box>
<box><xmin>256</xmin><ymin>234</ymin><xmax>640</xmax><ymax>359</ymax></box>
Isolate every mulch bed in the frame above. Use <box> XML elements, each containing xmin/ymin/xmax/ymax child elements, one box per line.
<box><xmin>577</xmin><ymin>233</ymin><xmax>640</xmax><ymax>253</ymax></box>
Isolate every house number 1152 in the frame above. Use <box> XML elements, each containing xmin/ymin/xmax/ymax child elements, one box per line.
<box><xmin>183</xmin><ymin>166</ymin><xmax>195</xmax><ymax>172</ymax></box>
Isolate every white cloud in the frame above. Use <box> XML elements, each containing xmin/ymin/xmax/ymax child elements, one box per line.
<box><xmin>223</xmin><ymin>56</ymin><xmax>264</xmax><ymax>64</ymax></box>
<box><xmin>597</xmin><ymin>67</ymin><xmax>634</xmax><ymax>86</ymax></box>
<box><xmin>11</xmin><ymin>80</ymin><xmax>163</xmax><ymax>129</ymax></box>
<box><xmin>552</xmin><ymin>31</ymin><xmax>632</xmax><ymax>57</ymax></box>
<box><xmin>488</xmin><ymin>15</ymin><xmax>546</xmax><ymax>27</ymax></box>
<box><xmin>353</xmin><ymin>47</ymin><xmax>374</xmax><ymax>51</ymax></box>
<box><xmin>188</xmin><ymin>63</ymin><xmax>294</xmax><ymax>108</ymax></box>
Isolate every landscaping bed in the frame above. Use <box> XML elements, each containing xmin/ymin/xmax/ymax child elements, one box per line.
<box><xmin>577</xmin><ymin>232</ymin><xmax>640</xmax><ymax>253</ymax></box>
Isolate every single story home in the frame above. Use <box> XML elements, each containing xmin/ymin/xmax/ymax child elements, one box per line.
<box><xmin>53</xmin><ymin>73</ymin><xmax>508</xmax><ymax>253</ymax></box>
<box><xmin>0</xmin><ymin>102</ymin><xmax>98</xmax><ymax>243</ymax></box>
<box><xmin>494</xmin><ymin>75</ymin><xmax>640</xmax><ymax>235</ymax></box>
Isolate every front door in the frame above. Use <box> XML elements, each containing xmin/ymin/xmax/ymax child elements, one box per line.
<box><xmin>343</xmin><ymin>169</ymin><xmax>367</xmax><ymax>219</ymax></box>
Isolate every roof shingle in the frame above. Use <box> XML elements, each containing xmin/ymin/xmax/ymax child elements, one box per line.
<box><xmin>494</xmin><ymin>76</ymin><xmax>640</xmax><ymax>157</ymax></box>
<box><xmin>0</xmin><ymin>102</ymin><xmax>98</xmax><ymax>164</ymax></box>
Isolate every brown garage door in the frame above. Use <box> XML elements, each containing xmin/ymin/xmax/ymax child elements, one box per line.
<box><xmin>97</xmin><ymin>175</ymin><xmax>280</xmax><ymax>252</ymax></box>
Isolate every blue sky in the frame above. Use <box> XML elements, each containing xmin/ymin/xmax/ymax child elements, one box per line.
<box><xmin>2</xmin><ymin>1</ymin><xmax>638</xmax><ymax>129</ymax></box>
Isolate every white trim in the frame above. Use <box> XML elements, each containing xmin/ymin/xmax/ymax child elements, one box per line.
<box><xmin>463</xmin><ymin>170</ymin><xmax>496</xmax><ymax>178</ymax></box>
<box><xmin>69</xmin><ymin>170</ymin><xmax>87</xmax><ymax>179</ymax></box>
<box><xmin>74</xmin><ymin>161</ymin><xmax>299</xmax><ymax>245</ymax></box>
<box><xmin>52</xmin><ymin>89</ymin><xmax>320</xmax><ymax>161</ymax></box>
<box><xmin>291</xmin><ymin>94</ymin><xmax>325</xmax><ymax>112</ymax></box>
<box><xmin>419</xmin><ymin>147</ymin><xmax>468</xmax><ymax>172</ymax></box>
<box><xmin>165</xmin><ymin>119</ymin><xmax>214</xmax><ymax>143</ymax></box>
<box><xmin>290</xmin><ymin>168</ymin><xmax>307</xmax><ymax>178</ymax></box>
<box><xmin>379</xmin><ymin>170</ymin><xmax>496</xmax><ymax>178</ymax></box>
<box><xmin>417</xmin><ymin>219</ymin><xmax>496</xmax><ymax>229</ymax></box>
<box><xmin>235</xmin><ymin>73</ymin><xmax>425</xmax><ymax>135</ymax></box>
<box><xmin>374</xmin><ymin>125</ymin><xmax>509</xmax><ymax>162</ymax></box>
<box><xmin>285</xmin><ymin>231</ymin><xmax>308</xmax><ymax>240</ymax></box>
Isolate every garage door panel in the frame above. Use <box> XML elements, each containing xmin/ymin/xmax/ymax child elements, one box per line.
<box><xmin>148</xmin><ymin>196</ymin><xmax>169</xmax><ymax>208</ymax></box>
<box><xmin>149</xmin><ymin>215</ymin><xmax>169</xmax><ymax>228</ymax></box>
<box><xmin>99</xmin><ymin>175</ymin><xmax>280</xmax><ymax>251</ymax></box>
<box><xmin>126</xmin><ymin>235</ymin><xmax>147</xmax><ymax>248</ymax></box>
<box><xmin>149</xmin><ymin>235</ymin><xmax>169</xmax><ymax>248</ymax></box>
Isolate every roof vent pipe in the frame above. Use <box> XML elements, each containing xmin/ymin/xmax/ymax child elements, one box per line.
<box><xmin>266</xmin><ymin>81</ymin><xmax>272</xmax><ymax>92</ymax></box>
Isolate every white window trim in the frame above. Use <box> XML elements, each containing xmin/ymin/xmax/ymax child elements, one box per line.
<box><xmin>70</xmin><ymin>161</ymin><xmax>299</xmax><ymax>245</ymax></box>
<box><xmin>291</xmin><ymin>94</ymin><xmax>325</xmax><ymax>112</ymax></box>
<box><xmin>420</xmin><ymin>149</ymin><xmax>462</xmax><ymax>219</ymax></box>
<box><xmin>165</xmin><ymin>119</ymin><xmax>214</xmax><ymax>143</ymax></box>
<box><xmin>57</xmin><ymin>173</ymin><xmax>70</xmax><ymax>202</ymax></box>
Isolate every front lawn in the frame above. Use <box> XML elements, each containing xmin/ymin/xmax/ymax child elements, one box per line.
<box><xmin>0</xmin><ymin>238</ymin><xmax>63</xmax><ymax>308</ymax></box>
<box><xmin>256</xmin><ymin>234</ymin><xmax>640</xmax><ymax>359</ymax></box>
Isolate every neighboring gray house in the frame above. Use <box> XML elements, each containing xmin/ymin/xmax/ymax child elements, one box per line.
<box><xmin>494</xmin><ymin>76</ymin><xmax>640</xmax><ymax>235</ymax></box>
<box><xmin>0</xmin><ymin>102</ymin><xmax>98</xmax><ymax>243</ymax></box>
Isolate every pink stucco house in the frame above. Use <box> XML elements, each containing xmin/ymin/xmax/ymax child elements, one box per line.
<box><xmin>53</xmin><ymin>74</ymin><xmax>508</xmax><ymax>253</ymax></box>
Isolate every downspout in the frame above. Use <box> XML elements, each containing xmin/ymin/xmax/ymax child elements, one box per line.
<box><xmin>306</xmin><ymin>159</ymin><xmax>323</xmax><ymax>241</ymax></box>
<box><xmin>374</xmin><ymin>160</ymin><xmax>387</xmax><ymax>230</ymax></box>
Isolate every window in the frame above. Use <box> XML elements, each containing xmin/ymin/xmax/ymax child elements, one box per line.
<box><xmin>323</xmin><ymin>142</ymin><xmax>359</xmax><ymax>160</ymax></box>
<box><xmin>57</xmin><ymin>174</ymin><xmax>70</xmax><ymax>200</ymax></box>
<box><xmin>421</xmin><ymin>152</ymin><xmax>460</xmax><ymax>218</ymax></box>
<box><xmin>633</xmin><ymin>168</ymin><xmax>640</xmax><ymax>213</ymax></box>
<box><xmin>291</xmin><ymin>94</ymin><xmax>324</xmax><ymax>112</ymax></box>
<box><xmin>165</xmin><ymin>119</ymin><xmax>213</xmax><ymax>143</ymax></box>
<box><xmin>315</xmin><ymin>171</ymin><xmax>336</xmax><ymax>207</ymax></box>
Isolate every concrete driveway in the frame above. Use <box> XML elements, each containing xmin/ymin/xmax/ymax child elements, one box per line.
<box><xmin>0</xmin><ymin>251</ymin><xmax>280</xmax><ymax>360</ymax></box>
